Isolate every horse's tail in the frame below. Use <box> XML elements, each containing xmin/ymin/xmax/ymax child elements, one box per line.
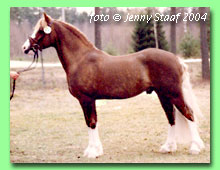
<box><xmin>174</xmin><ymin>59</ymin><xmax>203</xmax><ymax>144</ymax></box>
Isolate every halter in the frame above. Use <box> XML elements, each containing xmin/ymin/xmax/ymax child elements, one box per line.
<box><xmin>29</xmin><ymin>20</ymin><xmax>53</xmax><ymax>52</ymax></box>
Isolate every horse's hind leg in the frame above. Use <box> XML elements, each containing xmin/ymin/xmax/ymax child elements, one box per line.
<box><xmin>171</xmin><ymin>93</ymin><xmax>194</xmax><ymax>122</ymax></box>
<box><xmin>79</xmin><ymin>98</ymin><xmax>103</xmax><ymax>158</ymax></box>
<box><xmin>171</xmin><ymin>93</ymin><xmax>204</xmax><ymax>154</ymax></box>
<box><xmin>157</xmin><ymin>93</ymin><xmax>177</xmax><ymax>153</ymax></box>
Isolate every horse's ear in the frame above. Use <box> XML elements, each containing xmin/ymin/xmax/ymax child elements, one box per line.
<box><xmin>43</xmin><ymin>12</ymin><xmax>51</xmax><ymax>24</ymax></box>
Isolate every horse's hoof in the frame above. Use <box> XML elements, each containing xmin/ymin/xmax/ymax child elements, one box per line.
<box><xmin>83</xmin><ymin>144</ymin><xmax>103</xmax><ymax>158</ymax></box>
<box><xmin>189</xmin><ymin>148</ymin><xmax>200</xmax><ymax>155</ymax></box>
<box><xmin>189</xmin><ymin>144</ymin><xmax>200</xmax><ymax>155</ymax></box>
<box><xmin>160</xmin><ymin>142</ymin><xmax>177</xmax><ymax>153</ymax></box>
<box><xmin>189</xmin><ymin>141</ymin><xmax>204</xmax><ymax>155</ymax></box>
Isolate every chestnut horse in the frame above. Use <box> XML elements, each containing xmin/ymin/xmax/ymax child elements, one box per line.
<box><xmin>22</xmin><ymin>13</ymin><xmax>204</xmax><ymax>158</ymax></box>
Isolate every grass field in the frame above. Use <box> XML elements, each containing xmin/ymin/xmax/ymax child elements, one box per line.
<box><xmin>10</xmin><ymin>62</ymin><xmax>210</xmax><ymax>163</ymax></box>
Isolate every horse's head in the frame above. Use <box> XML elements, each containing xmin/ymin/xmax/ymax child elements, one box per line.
<box><xmin>22</xmin><ymin>13</ymin><xmax>55</xmax><ymax>54</ymax></box>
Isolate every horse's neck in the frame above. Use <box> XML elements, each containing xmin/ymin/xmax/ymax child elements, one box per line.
<box><xmin>54</xmin><ymin>22</ymin><xmax>94</xmax><ymax>73</ymax></box>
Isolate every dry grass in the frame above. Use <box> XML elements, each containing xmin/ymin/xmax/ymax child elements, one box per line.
<box><xmin>10</xmin><ymin>62</ymin><xmax>210</xmax><ymax>163</ymax></box>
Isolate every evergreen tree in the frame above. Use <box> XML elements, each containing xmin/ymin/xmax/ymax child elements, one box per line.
<box><xmin>132</xmin><ymin>11</ymin><xmax>155</xmax><ymax>52</ymax></box>
<box><xmin>132</xmin><ymin>9</ymin><xmax>168</xmax><ymax>52</ymax></box>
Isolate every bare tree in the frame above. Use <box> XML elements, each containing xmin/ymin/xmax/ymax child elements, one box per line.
<box><xmin>199</xmin><ymin>7</ymin><xmax>210</xmax><ymax>80</ymax></box>
<box><xmin>61</xmin><ymin>8</ymin><xmax>65</xmax><ymax>22</ymax></box>
<box><xmin>95</xmin><ymin>7</ymin><xmax>102</xmax><ymax>49</ymax></box>
<box><xmin>170</xmin><ymin>7</ymin><xmax>176</xmax><ymax>54</ymax></box>
<box><xmin>153</xmin><ymin>8</ymin><xmax>158</xmax><ymax>49</ymax></box>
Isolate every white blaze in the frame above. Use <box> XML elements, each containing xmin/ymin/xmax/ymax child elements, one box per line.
<box><xmin>22</xmin><ymin>26</ymin><xmax>38</xmax><ymax>53</ymax></box>
<box><xmin>22</xmin><ymin>39</ymin><xmax>30</xmax><ymax>51</ymax></box>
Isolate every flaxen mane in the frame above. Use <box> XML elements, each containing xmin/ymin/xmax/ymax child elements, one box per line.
<box><xmin>34</xmin><ymin>18</ymin><xmax>48</xmax><ymax>32</ymax></box>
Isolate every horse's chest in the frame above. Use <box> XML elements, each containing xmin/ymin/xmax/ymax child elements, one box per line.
<box><xmin>67</xmin><ymin>71</ymin><xmax>97</xmax><ymax>97</ymax></box>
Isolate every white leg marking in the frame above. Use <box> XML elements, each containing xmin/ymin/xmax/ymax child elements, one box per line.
<box><xmin>160</xmin><ymin>125</ymin><xmax>177</xmax><ymax>153</ymax></box>
<box><xmin>188</xmin><ymin>121</ymin><xmax>205</xmax><ymax>154</ymax></box>
<box><xmin>84</xmin><ymin>124</ymin><xmax>103</xmax><ymax>158</ymax></box>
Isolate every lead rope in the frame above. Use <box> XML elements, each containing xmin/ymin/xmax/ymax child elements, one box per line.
<box><xmin>40</xmin><ymin>51</ymin><xmax>46</xmax><ymax>86</ymax></box>
<box><xmin>10</xmin><ymin>50</ymin><xmax>39</xmax><ymax>100</ymax></box>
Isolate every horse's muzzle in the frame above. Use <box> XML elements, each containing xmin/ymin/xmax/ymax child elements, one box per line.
<box><xmin>24</xmin><ymin>49</ymin><xmax>30</xmax><ymax>54</ymax></box>
<box><xmin>22</xmin><ymin>39</ymin><xmax>32</xmax><ymax>54</ymax></box>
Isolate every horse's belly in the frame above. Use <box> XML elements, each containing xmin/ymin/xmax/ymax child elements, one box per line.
<box><xmin>96</xmin><ymin>90</ymin><xmax>144</xmax><ymax>99</ymax></box>
<box><xmin>94</xmin><ymin>63</ymin><xmax>151</xmax><ymax>99</ymax></box>
<box><xmin>96</xmin><ymin>78</ymin><xmax>151</xmax><ymax>99</ymax></box>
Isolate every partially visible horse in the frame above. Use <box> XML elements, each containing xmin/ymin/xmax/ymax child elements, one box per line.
<box><xmin>22</xmin><ymin>13</ymin><xmax>204</xmax><ymax>158</ymax></box>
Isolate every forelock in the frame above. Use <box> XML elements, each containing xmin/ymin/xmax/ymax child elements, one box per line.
<box><xmin>34</xmin><ymin>18</ymin><xmax>48</xmax><ymax>32</ymax></box>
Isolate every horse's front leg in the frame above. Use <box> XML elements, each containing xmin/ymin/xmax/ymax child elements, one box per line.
<box><xmin>79</xmin><ymin>98</ymin><xmax>103</xmax><ymax>158</ymax></box>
